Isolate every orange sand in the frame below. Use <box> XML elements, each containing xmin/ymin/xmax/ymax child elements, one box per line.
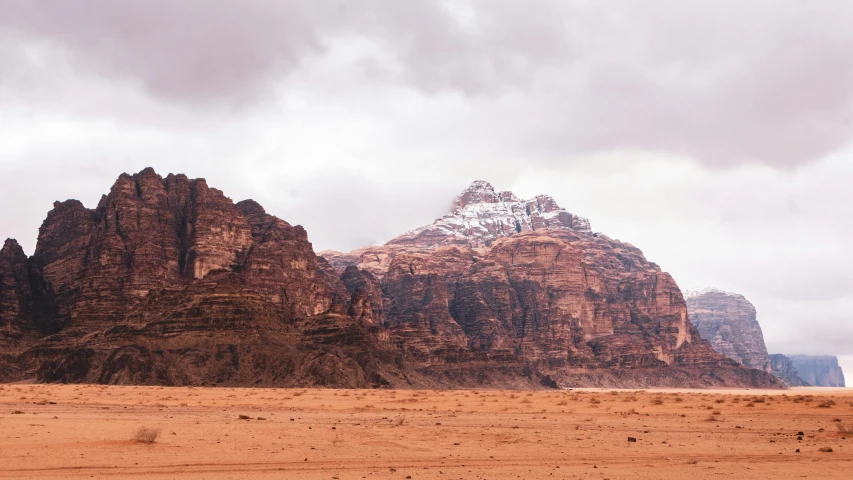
<box><xmin>1</xmin><ymin>384</ymin><xmax>852</xmax><ymax>479</ymax></box>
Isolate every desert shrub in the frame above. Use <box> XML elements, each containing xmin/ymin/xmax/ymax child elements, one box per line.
<box><xmin>651</xmin><ymin>398</ymin><xmax>664</xmax><ymax>405</ymax></box>
<box><xmin>134</xmin><ymin>427</ymin><xmax>160</xmax><ymax>444</ymax></box>
<box><xmin>836</xmin><ymin>423</ymin><xmax>853</xmax><ymax>434</ymax></box>
<box><xmin>818</xmin><ymin>400</ymin><xmax>836</xmax><ymax>408</ymax></box>
<box><xmin>818</xmin><ymin>446</ymin><xmax>833</xmax><ymax>453</ymax></box>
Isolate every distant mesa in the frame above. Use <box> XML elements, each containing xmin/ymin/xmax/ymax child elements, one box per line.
<box><xmin>686</xmin><ymin>288</ymin><xmax>845</xmax><ymax>387</ymax></box>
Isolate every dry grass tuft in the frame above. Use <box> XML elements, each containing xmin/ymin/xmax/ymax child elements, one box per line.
<box><xmin>836</xmin><ymin>422</ymin><xmax>853</xmax><ymax>434</ymax></box>
<box><xmin>134</xmin><ymin>426</ymin><xmax>160</xmax><ymax>444</ymax></box>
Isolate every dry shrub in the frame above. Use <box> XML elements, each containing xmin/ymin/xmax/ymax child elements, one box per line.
<box><xmin>395</xmin><ymin>415</ymin><xmax>406</xmax><ymax>426</ymax></box>
<box><xmin>818</xmin><ymin>400</ymin><xmax>836</xmax><ymax>408</ymax></box>
<box><xmin>836</xmin><ymin>423</ymin><xmax>853</xmax><ymax>434</ymax></box>
<box><xmin>651</xmin><ymin>398</ymin><xmax>664</xmax><ymax>405</ymax></box>
<box><xmin>134</xmin><ymin>427</ymin><xmax>160</xmax><ymax>444</ymax></box>
<box><xmin>818</xmin><ymin>446</ymin><xmax>833</xmax><ymax>453</ymax></box>
<box><xmin>745</xmin><ymin>402</ymin><xmax>755</xmax><ymax>407</ymax></box>
<box><xmin>705</xmin><ymin>415</ymin><xmax>720</xmax><ymax>422</ymax></box>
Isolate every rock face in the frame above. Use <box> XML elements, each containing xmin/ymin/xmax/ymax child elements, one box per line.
<box><xmin>387</xmin><ymin>180</ymin><xmax>591</xmax><ymax>248</ymax></box>
<box><xmin>787</xmin><ymin>355</ymin><xmax>846</xmax><ymax>387</ymax></box>
<box><xmin>0</xmin><ymin>172</ymin><xmax>781</xmax><ymax>389</ymax></box>
<box><xmin>685</xmin><ymin>289</ymin><xmax>772</xmax><ymax>373</ymax></box>
<box><xmin>768</xmin><ymin>354</ymin><xmax>809</xmax><ymax>387</ymax></box>
<box><xmin>321</xmin><ymin>182</ymin><xmax>781</xmax><ymax>388</ymax></box>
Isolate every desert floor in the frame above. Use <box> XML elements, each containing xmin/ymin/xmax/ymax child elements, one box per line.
<box><xmin>1</xmin><ymin>385</ymin><xmax>852</xmax><ymax>479</ymax></box>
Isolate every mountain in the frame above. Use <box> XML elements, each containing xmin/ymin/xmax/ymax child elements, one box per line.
<box><xmin>322</xmin><ymin>181</ymin><xmax>781</xmax><ymax>388</ymax></box>
<box><xmin>386</xmin><ymin>180</ymin><xmax>591</xmax><ymax>248</ymax></box>
<box><xmin>685</xmin><ymin>289</ymin><xmax>846</xmax><ymax>387</ymax></box>
<box><xmin>0</xmin><ymin>172</ymin><xmax>781</xmax><ymax>388</ymax></box>
<box><xmin>787</xmin><ymin>355</ymin><xmax>846</xmax><ymax>387</ymax></box>
<box><xmin>768</xmin><ymin>354</ymin><xmax>809</xmax><ymax>387</ymax></box>
<box><xmin>685</xmin><ymin>289</ymin><xmax>772</xmax><ymax>372</ymax></box>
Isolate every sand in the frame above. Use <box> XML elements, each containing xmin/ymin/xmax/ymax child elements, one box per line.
<box><xmin>1</xmin><ymin>384</ymin><xmax>851</xmax><ymax>479</ymax></box>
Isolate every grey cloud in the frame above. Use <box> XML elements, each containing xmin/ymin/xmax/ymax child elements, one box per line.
<box><xmin>1</xmin><ymin>1</ymin><xmax>852</xmax><ymax>365</ymax></box>
<box><xmin>4</xmin><ymin>1</ymin><xmax>853</xmax><ymax>167</ymax></box>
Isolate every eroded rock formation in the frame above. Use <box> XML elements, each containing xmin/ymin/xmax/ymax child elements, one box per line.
<box><xmin>768</xmin><ymin>354</ymin><xmax>809</xmax><ymax>387</ymax></box>
<box><xmin>685</xmin><ymin>289</ymin><xmax>772</xmax><ymax>372</ymax></box>
<box><xmin>787</xmin><ymin>355</ymin><xmax>846</xmax><ymax>387</ymax></box>
<box><xmin>0</xmin><ymin>173</ymin><xmax>781</xmax><ymax>388</ymax></box>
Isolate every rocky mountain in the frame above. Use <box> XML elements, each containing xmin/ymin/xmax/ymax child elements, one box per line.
<box><xmin>0</xmin><ymin>171</ymin><xmax>781</xmax><ymax>388</ymax></box>
<box><xmin>768</xmin><ymin>354</ymin><xmax>809</xmax><ymax>387</ymax></box>
<box><xmin>321</xmin><ymin>182</ymin><xmax>781</xmax><ymax>388</ymax></box>
<box><xmin>787</xmin><ymin>355</ymin><xmax>846</xmax><ymax>387</ymax></box>
<box><xmin>684</xmin><ymin>289</ymin><xmax>772</xmax><ymax>373</ymax></box>
<box><xmin>387</xmin><ymin>180</ymin><xmax>591</xmax><ymax>248</ymax></box>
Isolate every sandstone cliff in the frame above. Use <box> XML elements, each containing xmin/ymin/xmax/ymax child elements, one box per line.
<box><xmin>787</xmin><ymin>355</ymin><xmax>846</xmax><ymax>387</ymax></box>
<box><xmin>685</xmin><ymin>289</ymin><xmax>772</xmax><ymax>372</ymax></box>
<box><xmin>768</xmin><ymin>354</ymin><xmax>809</xmax><ymax>387</ymax></box>
<box><xmin>321</xmin><ymin>183</ymin><xmax>781</xmax><ymax>388</ymax></box>
<box><xmin>0</xmin><ymin>172</ymin><xmax>781</xmax><ymax>389</ymax></box>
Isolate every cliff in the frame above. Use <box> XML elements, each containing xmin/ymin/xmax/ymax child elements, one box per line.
<box><xmin>0</xmin><ymin>172</ymin><xmax>782</xmax><ymax>389</ymax></box>
<box><xmin>685</xmin><ymin>289</ymin><xmax>772</xmax><ymax>372</ymax></box>
<box><xmin>768</xmin><ymin>354</ymin><xmax>809</xmax><ymax>387</ymax></box>
<box><xmin>787</xmin><ymin>355</ymin><xmax>846</xmax><ymax>387</ymax></box>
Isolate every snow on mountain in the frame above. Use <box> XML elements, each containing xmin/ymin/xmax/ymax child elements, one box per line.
<box><xmin>386</xmin><ymin>180</ymin><xmax>591</xmax><ymax>248</ymax></box>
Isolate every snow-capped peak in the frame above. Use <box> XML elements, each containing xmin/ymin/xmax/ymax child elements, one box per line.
<box><xmin>387</xmin><ymin>181</ymin><xmax>592</xmax><ymax>248</ymax></box>
<box><xmin>684</xmin><ymin>287</ymin><xmax>741</xmax><ymax>298</ymax></box>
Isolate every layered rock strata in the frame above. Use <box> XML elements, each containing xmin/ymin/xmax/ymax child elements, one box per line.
<box><xmin>768</xmin><ymin>354</ymin><xmax>809</xmax><ymax>387</ymax></box>
<box><xmin>1</xmin><ymin>172</ymin><xmax>781</xmax><ymax>388</ymax></box>
<box><xmin>787</xmin><ymin>355</ymin><xmax>846</xmax><ymax>387</ymax></box>
<box><xmin>685</xmin><ymin>289</ymin><xmax>772</xmax><ymax>372</ymax></box>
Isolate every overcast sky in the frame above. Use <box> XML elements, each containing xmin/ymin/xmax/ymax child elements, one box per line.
<box><xmin>1</xmin><ymin>1</ymin><xmax>851</xmax><ymax>376</ymax></box>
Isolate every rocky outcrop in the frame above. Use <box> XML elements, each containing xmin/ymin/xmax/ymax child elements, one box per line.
<box><xmin>787</xmin><ymin>355</ymin><xmax>846</xmax><ymax>387</ymax></box>
<box><xmin>768</xmin><ymin>354</ymin><xmax>809</xmax><ymax>386</ymax></box>
<box><xmin>685</xmin><ymin>289</ymin><xmax>772</xmax><ymax>372</ymax></box>
<box><xmin>0</xmin><ymin>171</ymin><xmax>781</xmax><ymax>389</ymax></box>
<box><xmin>321</xmin><ymin>184</ymin><xmax>781</xmax><ymax>388</ymax></box>
<box><xmin>386</xmin><ymin>180</ymin><xmax>591</xmax><ymax>249</ymax></box>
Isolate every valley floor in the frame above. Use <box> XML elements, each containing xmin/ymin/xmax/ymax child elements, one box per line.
<box><xmin>1</xmin><ymin>384</ymin><xmax>852</xmax><ymax>479</ymax></box>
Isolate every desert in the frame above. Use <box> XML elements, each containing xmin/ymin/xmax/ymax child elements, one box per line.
<box><xmin>2</xmin><ymin>384</ymin><xmax>852</xmax><ymax>479</ymax></box>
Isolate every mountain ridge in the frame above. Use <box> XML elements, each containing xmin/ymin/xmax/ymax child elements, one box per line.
<box><xmin>1</xmin><ymin>170</ymin><xmax>782</xmax><ymax>389</ymax></box>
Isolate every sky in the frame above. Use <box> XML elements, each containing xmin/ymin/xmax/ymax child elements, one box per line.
<box><xmin>1</xmin><ymin>1</ymin><xmax>851</xmax><ymax>378</ymax></box>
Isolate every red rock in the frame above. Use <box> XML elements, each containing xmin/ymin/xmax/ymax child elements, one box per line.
<box><xmin>0</xmin><ymin>171</ymin><xmax>782</xmax><ymax>388</ymax></box>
